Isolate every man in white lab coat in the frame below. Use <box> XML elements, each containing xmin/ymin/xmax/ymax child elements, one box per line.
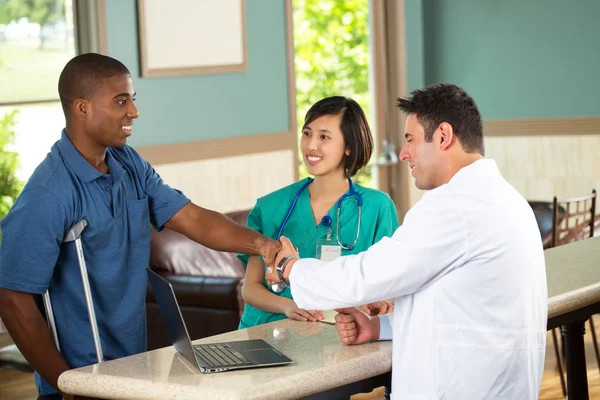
<box><xmin>266</xmin><ymin>83</ymin><xmax>548</xmax><ymax>399</ymax></box>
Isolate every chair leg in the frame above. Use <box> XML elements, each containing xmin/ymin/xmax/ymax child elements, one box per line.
<box><xmin>588</xmin><ymin>316</ymin><xmax>600</xmax><ymax>375</ymax></box>
<box><xmin>383</xmin><ymin>385</ymin><xmax>391</xmax><ymax>400</ymax></box>
<box><xmin>552</xmin><ymin>328</ymin><xmax>568</xmax><ymax>398</ymax></box>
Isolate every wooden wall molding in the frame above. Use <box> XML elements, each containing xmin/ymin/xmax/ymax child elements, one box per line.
<box><xmin>372</xmin><ymin>0</ymin><xmax>412</xmax><ymax>220</ymax></box>
<box><xmin>285</xmin><ymin>0</ymin><xmax>299</xmax><ymax>181</ymax></box>
<box><xmin>484</xmin><ymin>117</ymin><xmax>600</xmax><ymax>136</ymax></box>
<box><xmin>96</xmin><ymin>0</ymin><xmax>107</xmax><ymax>54</ymax></box>
<box><xmin>136</xmin><ymin>131</ymin><xmax>297</xmax><ymax>165</ymax></box>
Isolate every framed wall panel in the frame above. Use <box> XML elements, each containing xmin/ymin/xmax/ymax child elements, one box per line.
<box><xmin>137</xmin><ymin>0</ymin><xmax>247</xmax><ymax>77</ymax></box>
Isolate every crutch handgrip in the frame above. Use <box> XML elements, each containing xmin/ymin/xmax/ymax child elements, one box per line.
<box><xmin>63</xmin><ymin>220</ymin><xmax>88</xmax><ymax>243</ymax></box>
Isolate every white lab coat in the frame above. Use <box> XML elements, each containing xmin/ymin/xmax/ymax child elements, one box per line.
<box><xmin>290</xmin><ymin>159</ymin><xmax>547</xmax><ymax>399</ymax></box>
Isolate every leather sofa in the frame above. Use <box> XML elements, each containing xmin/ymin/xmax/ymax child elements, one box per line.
<box><xmin>528</xmin><ymin>201</ymin><xmax>562</xmax><ymax>249</ymax></box>
<box><xmin>146</xmin><ymin>210</ymin><xmax>250</xmax><ymax>350</ymax></box>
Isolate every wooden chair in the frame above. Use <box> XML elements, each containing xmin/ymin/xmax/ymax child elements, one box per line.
<box><xmin>552</xmin><ymin>190</ymin><xmax>597</xmax><ymax>247</ymax></box>
<box><xmin>550</xmin><ymin>189</ymin><xmax>597</xmax><ymax>398</ymax></box>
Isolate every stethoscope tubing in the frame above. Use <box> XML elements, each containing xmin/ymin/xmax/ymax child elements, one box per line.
<box><xmin>270</xmin><ymin>177</ymin><xmax>362</xmax><ymax>293</ymax></box>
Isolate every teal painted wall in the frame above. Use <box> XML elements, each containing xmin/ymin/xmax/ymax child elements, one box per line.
<box><xmin>105</xmin><ymin>1</ymin><xmax>290</xmax><ymax>147</ymax></box>
<box><xmin>405</xmin><ymin>0</ymin><xmax>425</xmax><ymax>93</ymax></box>
<box><xmin>407</xmin><ymin>0</ymin><xmax>600</xmax><ymax>119</ymax></box>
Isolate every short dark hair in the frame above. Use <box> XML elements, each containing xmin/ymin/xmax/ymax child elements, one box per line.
<box><xmin>58</xmin><ymin>53</ymin><xmax>130</xmax><ymax>117</ymax></box>
<box><xmin>303</xmin><ymin>96</ymin><xmax>373</xmax><ymax>177</ymax></box>
<box><xmin>396</xmin><ymin>83</ymin><xmax>484</xmax><ymax>155</ymax></box>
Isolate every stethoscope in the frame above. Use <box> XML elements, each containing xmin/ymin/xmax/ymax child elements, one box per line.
<box><xmin>270</xmin><ymin>177</ymin><xmax>363</xmax><ymax>293</ymax></box>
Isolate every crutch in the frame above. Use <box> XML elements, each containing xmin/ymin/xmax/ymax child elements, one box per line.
<box><xmin>42</xmin><ymin>219</ymin><xmax>104</xmax><ymax>363</ymax></box>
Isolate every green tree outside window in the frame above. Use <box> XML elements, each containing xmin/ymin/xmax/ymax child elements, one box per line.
<box><xmin>293</xmin><ymin>0</ymin><xmax>372</xmax><ymax>186</ymax></box>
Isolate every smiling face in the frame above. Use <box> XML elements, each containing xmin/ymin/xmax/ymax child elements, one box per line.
<box><xmin>300</xmin><ymin>113</ymin><xmax>349</xmax><ymax>178</ymax></box>
<box><xmin>81</xmin><ymin>74</ymin><xmax>139</xmax><ymax>148</ymax></box>
<box><xmin>399</xmin><ymin>113</ymin><xmax>443</xmax><ymax>190</ymax></box>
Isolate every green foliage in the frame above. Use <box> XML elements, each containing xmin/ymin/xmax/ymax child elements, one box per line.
<box><xmin>0</xmin><ymin>110</ymin><xmax>24</xmax><ymax>222</ymax></box>
<box><xmin>0</xmin><ymin>0</ymin><xmax>62</xmax><ymax>25</ymax></box>
<box><xmin>0</xmin><ymin>0</ymin><xmax>64</xmax><ymax>48</ymax></box>
<box><xmin>0</xmin><ymin>0</ymin><xmax>17</xmax><ymax>25</ymax></box>
<box><xmin>293</xmin><ymin>0</ymin><xmax>372</xmax><ymax>185</ymax></box>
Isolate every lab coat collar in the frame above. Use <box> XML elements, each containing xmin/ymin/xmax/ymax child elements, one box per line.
<box><xmin>448</xmin><ymin>158</ymin><xmax>499</xmax><ymax>184</ymax></box>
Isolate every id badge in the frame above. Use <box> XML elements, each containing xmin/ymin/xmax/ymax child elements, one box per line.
<box><xmin>319</xmin><ymin>245</ymin><xmax>342</xmax><ymax>261</ymax></box>
<box><xmin>316</xmin><ymin>229</ymin><xmax>342</xmax><ymax>261</ymax></box>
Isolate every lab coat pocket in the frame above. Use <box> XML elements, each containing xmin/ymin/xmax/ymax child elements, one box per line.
<box><xmin>434</xmin><ymin>325</ymin><xmax>544</xmax><ymax>399</ymax></box>
<box><xmin>127</xmin><ymin>196</ymin><xmax>151</xmax><ymax>247</ymax></box>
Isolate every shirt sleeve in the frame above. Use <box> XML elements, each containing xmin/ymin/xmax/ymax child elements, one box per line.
<box><xmin>378</xmin><ymin>314</ymin><xmax>393</xmax><ymax>341</ymax></box>
<box><xmin>372</xmin><ymin>193</ymin><xmax>400</xmax><ymax>243</ymax></box>
<box><xmin>0</xmin><ymin>187</ymin><xmax>70</xmax><ymax>294</ymax></box>
<box><xmin>142</xmin><ymin>159</ymin><xmax>190</xmax><ymax>230</ymax></box>
<box><xmin>236</xmin><ymin>202</ymin><xmax>263</xmax><ymax>267</ymax></box>
<box><xmin>289</xmin><ymin>188</ymin><xmax>469</xmax><ymax>310</ymax></box>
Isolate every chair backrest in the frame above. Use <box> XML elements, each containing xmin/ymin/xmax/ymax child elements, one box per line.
<box><xmin>551</xmin><ymin>189</ymin><xmax>597</xmax><ymax>247</ymax></box>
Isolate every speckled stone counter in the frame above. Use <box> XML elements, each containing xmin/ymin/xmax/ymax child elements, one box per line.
<box><xmin>546</xmin><ymin>236</ymin><xmax>600</xmax><ymax>319</ymax></box>
<box><xmin>58</xmin><ymin>318</ymin><xmax>392</xmax><ymax>400</ymax></box>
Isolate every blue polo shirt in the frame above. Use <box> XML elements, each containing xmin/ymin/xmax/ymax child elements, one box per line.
<box><xmin>0</xmin><ymin>130</ymin><xmax>190</xmax><ymax>396</ymax></box>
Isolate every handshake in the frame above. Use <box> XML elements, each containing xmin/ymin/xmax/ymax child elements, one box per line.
<box><xmin>259</xmin><ymin>236</ymin><xmax>393</xmax><ymax>345</ymax></box>
<box><xmin>263</xmin><ymin>236</ymin><xmax>299</xmax><ymax>288</ymax></box>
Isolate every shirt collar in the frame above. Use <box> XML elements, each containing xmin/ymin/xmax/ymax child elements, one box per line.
<box><xmin>105</xmin><ymin>149</ymin><xmax>126</xmax><ymax>183</ymax></box>
<box><xmin>57</xmin><ymin>129</ymin><xmax>125</xmax><ymax>183</ymax></box>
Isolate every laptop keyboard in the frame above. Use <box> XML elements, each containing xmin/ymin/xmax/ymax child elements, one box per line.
<box><xmin>194</xmin><ymin>343</ymin><xmax>252</xmax><ymax>367</ymax></box>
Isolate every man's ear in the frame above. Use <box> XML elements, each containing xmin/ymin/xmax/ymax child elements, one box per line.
<box><xmin>438</xmin><ymin>122</ymin><xmax>454</xmax><ymax>150</ymax></box>
<box><xmin>73</xmin><ymin>99</ymin><xmax>89</xmax><ymax>119</ymax></box>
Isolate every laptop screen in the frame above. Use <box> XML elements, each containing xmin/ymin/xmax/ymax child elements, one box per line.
<box><xmin>146</xmin><ymin>268</ymin><xmax>198</xmax><ymax>367</ymax></box>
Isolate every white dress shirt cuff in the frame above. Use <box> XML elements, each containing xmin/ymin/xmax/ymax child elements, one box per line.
<box><xmin>378</xmin><ymin>314</ymin><xmax>393</xmax><ymax>341</ymax></box>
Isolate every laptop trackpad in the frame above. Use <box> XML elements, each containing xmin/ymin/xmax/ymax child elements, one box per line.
<box><xmin>243</xmin><ymin>348</ymin><xmax>286</xmax><ymax>364</ymax></box>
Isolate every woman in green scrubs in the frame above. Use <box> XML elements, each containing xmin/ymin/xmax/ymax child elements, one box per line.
<box><xmin>238</xmin><ymin>96</ymin><xmax>399</xmax><ymax>329</ymax></box>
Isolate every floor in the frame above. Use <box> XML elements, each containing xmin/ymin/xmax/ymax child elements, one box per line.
<box><xmin>1</xmin><ymin>327</ymin><xmax>600</xmax><ymax>400</ymax></box>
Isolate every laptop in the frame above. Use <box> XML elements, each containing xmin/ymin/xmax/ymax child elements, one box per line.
<box><xmin>146</xmin><ymin>267</ymin><xmax>293</xmax><ymax>373</ymax></box>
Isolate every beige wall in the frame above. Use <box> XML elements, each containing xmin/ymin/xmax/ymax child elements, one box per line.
<box><xmin>485</xmin><ymin>135</ymin><xmax>600</xmax><ymax>202</ymax></box>
<box><xmin>153</xmin><ymin>150</ymin><xmax>296</xmax><ymax>214</ymax></box>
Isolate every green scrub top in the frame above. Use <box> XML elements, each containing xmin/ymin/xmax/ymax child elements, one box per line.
<box><xmin>238</xmin><ymin>177</ymin><xmax>399</xmax><ymax>329</ymax></box>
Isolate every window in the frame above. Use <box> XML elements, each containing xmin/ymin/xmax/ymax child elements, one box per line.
<box><xmin>293</xmin><ymin>0</ymin><xmax>376</xmax><ymax>187</ymax></box>
<box><xmin>0</xmin><ymin>0</ymin><xmax>76</xmax><ymax>186</ymax></box>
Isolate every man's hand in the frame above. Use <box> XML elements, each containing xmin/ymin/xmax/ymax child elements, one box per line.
<box><xmin>259</xmin><ymin>237</ymin><xmax>281</xmax><ymax>267</ymax></box>
<box><xmin>283</xmin><ymin>301</ymin><xmax>324</xmax><ymax>322</ymax></box>
<box><xmin>266</xmin><ymin>236</ymin><xmax>298</xmax><ymax>285</ymax></box>
<box><xmin>334</xmin><ymin>307</ymin><xmax>380</xmax><ymax>345</ymax></box>
<box><xmin>359</xmin><ymin>300</ymin><xmax>394</xmax><ymax>316</ymax></box>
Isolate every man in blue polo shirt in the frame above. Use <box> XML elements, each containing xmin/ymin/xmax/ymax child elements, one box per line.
<box><xmin>0</xmin><ymin>53</ymin><xmax>281</xmax><ymax>399</ymax></box>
